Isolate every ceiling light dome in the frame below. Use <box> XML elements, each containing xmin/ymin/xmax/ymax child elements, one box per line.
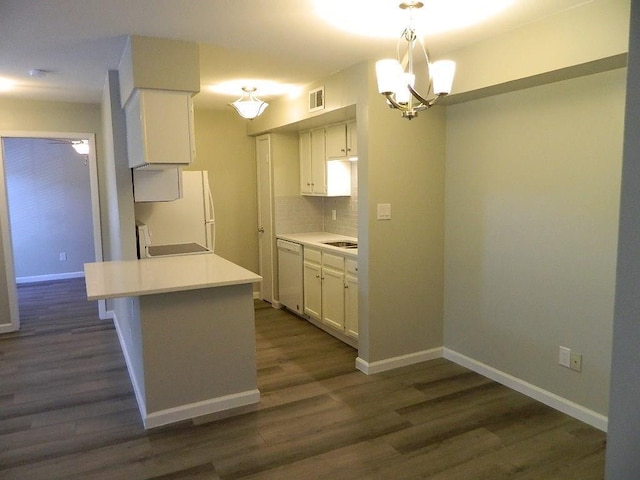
<box><xmin>229</xmin><ymin>87</ymin><xmax>269</xmax><ymax>120</ymax></box>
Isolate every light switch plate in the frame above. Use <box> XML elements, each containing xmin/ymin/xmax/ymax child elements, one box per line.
<box><xmin>377</xmin><ymin>203</ymin><xmax>391</xmax><ymax>220</ymax></box>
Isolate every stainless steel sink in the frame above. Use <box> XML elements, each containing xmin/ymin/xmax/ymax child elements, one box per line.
<box><xmin>322</xmin><ymin>241</ymin><xmax>358</xmax><ymax>249</ymax></box>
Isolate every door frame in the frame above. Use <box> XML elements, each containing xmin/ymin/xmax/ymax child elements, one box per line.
<box><xmin>256</xmin><ymin>134</ymin><xmax>276</xmax><ymax>304</ymax></box>
<box><xmin>0</xmin><ymin>131</ymin><xmax>106</xmax><ymax>333</ymax></box>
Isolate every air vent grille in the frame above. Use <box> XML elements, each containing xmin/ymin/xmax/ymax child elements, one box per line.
<box><xmin>309</xmin><ymin>86</ymin><xmax>325</xmax><ymax>112</ymax></box>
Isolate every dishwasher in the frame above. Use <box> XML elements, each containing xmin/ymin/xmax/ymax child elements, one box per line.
<box><xmin>277</xmin><ymin>239</ymin><xmax>303</xmax><ymax>314</ymax></box>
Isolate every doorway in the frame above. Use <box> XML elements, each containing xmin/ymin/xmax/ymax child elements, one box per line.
<box><xmin>256</xmin><ymin>134</ymin><xmax>275</xmax><ymax>304</ymax></box>
<box><xmin>0</xmin><ymin>131</ymin><xmax>105</xmax><ymax>333</ymax></box>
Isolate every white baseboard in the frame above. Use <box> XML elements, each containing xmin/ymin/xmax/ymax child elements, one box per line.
<box><xmin>356</xmin><ymin>347</ymin><xmax>443</xmax><ymax>375</ymax></box>
<box><xmin>143</xmin><ymin>389</ymin><xmax>261</xmax><ymax>430</ymax></box>
<box><xmin>16</xmin><ymin>271</ymin><xmax>84</xmax><ymax>284</ymax></box>
<box><xmin>443</xmin><ymin>348</ymin><xmax>608</xmax><ymax>432</ymax></box>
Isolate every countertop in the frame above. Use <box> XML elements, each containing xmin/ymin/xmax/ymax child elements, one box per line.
<box><xmin>276</xmin><ymin>232</ymin><xmax>358</xmax><ymax>259</ymax></box>
<box><xmin>84</xmin><ymin>253</ymin><xmax>262</xmax><ymax>301</ymax></box>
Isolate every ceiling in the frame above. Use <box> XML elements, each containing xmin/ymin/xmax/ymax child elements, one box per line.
<box><xmin>0</xmin><ymin>0</ymin><xmax>593</xmax><ymax>110</ymax></box>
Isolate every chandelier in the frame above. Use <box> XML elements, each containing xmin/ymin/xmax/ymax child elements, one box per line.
<box><xmin>375</xmin><ymin>1</ymin><xmax>456</xmax><ymax>120</ymax></box>
<box><xmin>229</xmin><ymin>87</ymin><xmax>269</xmax><ymax>119</ymax></box>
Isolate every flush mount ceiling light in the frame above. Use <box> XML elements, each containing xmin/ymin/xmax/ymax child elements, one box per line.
<box><xmin>229</xmin><ymin>87</ymin><xmax>269</xmax><ymax>120</ymax></box>
<box><xmin>0</xmin><ymin>77</ymin><xmax>15</xmax><ymax>92</ymax></box>
<box><xmin>375</xmin><ymin>1</ymin><xmax>456</xmax><ymax>120</ymax></box>
<box><xmin>71</xmin><ymin>139</ymin><xmax>90</xmax><ymax>155</ymax></box>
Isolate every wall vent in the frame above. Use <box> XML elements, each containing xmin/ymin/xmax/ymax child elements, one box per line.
<box><xmin>308</xmin><ymin>86</ymin><xmax>325</xmax><ymax>112</ymax></box>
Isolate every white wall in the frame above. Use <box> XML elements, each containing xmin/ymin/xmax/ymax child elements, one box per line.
<box><xmin>5</xmin><ymin>138</ymin><xmax>94</xmax><ymax>281</ymax></box>
<box><xmin>444</xmin><ymin>68</ymin><xmax>626</xmax><ymax>416</ymax></box>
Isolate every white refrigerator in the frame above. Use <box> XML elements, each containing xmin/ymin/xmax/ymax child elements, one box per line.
<box><xmin>135</xmin><ymin>170</ymin><xmax>215</xmax><ymax>257</ymax></box>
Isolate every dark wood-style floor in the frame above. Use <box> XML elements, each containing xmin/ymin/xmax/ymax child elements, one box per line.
<box><xmin>0</xmin><ymin>278</ymin><xmax>606</xmax><ymax>479</ymax></box>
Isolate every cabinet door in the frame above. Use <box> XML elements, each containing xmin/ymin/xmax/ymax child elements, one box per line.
<box><xmin>322</xmin><ymin>266</ymin><xmax>345</xmax><ymax>330</ymax></box>
<box><xmin>310</xmin><ymin>129</ymin><xmax>326</xmax><ymax>194</ymax></box>
<box><xmin>347</xmin><ymin>121</ymin><xmax>357</xmax><ymax>158</ymax></box>
<box><xmin>345</xmin><ymin>274</ymin><xmax>358</xmax><ymax>339</ymax></box>
<box><xmin>299</xmin><ymin>131</ymin><xmax>313</xmax><ymax>194</ymax></box>
<box><xmin>325</xmin><ymin>124</ymin><xmax>347</xmax><ymax>159</ymax></box>
<box><xmin>127</xmin><ymin>89</ymin><xmax>195</xmax><ymax>168</ymax></box>
<box><xmin>303</xmin><ymin>261</ymin><xmax>322</xmax><ymax>320</ymax></box>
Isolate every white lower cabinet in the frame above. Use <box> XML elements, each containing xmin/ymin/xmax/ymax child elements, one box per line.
<box><xmin>344</xmin><ymin>258</ymin><xmax>359</xmax><ymax>339</ymax></box>
<box><xmin>303</xmin><ymin>252</ymin><xmax>322</xmax><ymax>320</ymax></box>
<box><xmin>302</xmin><ymin>247</ymin><xmax>358</xmax><ymax>340</ymax></box>
<box><xmin>321</xmin><ymin>253</ymin><xmax>345</xmax><ymax>330</ymax></box>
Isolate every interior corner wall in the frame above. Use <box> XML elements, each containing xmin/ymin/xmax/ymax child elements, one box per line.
<box><xmin>444</xmin><ymin>68</ymin><xmax>626</xmax><ymax>416</ymax></box>
<box><xmin>360</xmin><ymin>61</ymin><xmax>446</xmax><ymax>364</ymax></box>
<box><xmin>191</xmin><ymin>108</ymin><xmax>259</xmax><ymax>274</ymax></box>
<box><xmin>100</xmin><ymin>70</ymin><xmax>145</xmax><ymax>402</ymax></box>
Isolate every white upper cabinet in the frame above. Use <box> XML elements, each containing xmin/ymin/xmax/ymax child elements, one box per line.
<box><xmin>325</xmin><ymin>124</ymin><xmax>348</xmax><ymax>159</ymax></box>
<box><xmin>300</xmin><ymin>125</ymin><xmax>352</xmax><ymax>197</ymax></box>
<box><xmin>300</xmin><ymin>130</ymin><xmax>327</xmax><ymax>195</ymax></box>
<box><xmin>347</xmin><ymin>121</ymin><xmax>357</xmax><ymax>158</ymax></box>
<box><xmin>325</xmin><ymin>121</ymin><xmax>357</xmax><ymax>160</ymax></box>
<box><xmin>126</xmin><ymin>89</ymin><xmax>196</xmax><ymax>169</ymax></box>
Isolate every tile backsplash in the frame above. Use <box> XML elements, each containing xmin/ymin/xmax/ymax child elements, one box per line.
<box><xmin>275</xmin><ymin>164</ymin><xmax>358</xmax><ymax>238</ymax></box>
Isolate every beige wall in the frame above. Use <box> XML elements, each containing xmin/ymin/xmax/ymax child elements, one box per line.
<box><xmin>444</xmin><ymin>68</ymin><xmax>626</xmax><ymax>415</ymax></box>
<box><xmin>359</xmin><ymin>61</ymin><xmax>446</xmax><ymax>363</ymax></box>
<box><xmin>191</xmin><ymin>109</ymin><xmax>259</xmax><ymax>274</ymax></box>
<box><xmin>0</xmin><ymin>98</ymin><xmax>101</xmax><ymax>133</ymax></box>
<box><xmin>446</xmin><ymin>0</ymin><xmax>629</xmax><ymax>102</ymax></box>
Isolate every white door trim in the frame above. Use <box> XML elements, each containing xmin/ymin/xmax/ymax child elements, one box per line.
<box><xmin>0</xmin><ymin>131</ymin><xmax>107</xmax><ymax>331</ymax></box>
<box><xmin>256</xmin><ymin>134</ymin><xmax>275</xmax><ymax>304</ymax></box>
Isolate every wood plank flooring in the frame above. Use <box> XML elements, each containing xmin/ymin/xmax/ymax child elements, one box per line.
<box><xmin>0</xmin><ymin>278</ymin><xmax>606</xmax><ymax>479</ymax></box>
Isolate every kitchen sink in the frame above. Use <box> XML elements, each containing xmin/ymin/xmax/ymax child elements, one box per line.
<box><xmin>322</xmin><ymin>241</ymin><xmax>358</xmax><ymax>249</ymax></box>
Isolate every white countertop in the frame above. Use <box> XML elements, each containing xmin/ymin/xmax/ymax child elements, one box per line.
<box><xmin>276</xmin><ymin>232</ymin><xmax>358</xmax><ymax>258</ymax></box>
<box><xmin>84</xmin><ymin>253</ymin><xmax>261</xmax><ymax>301</ymax></box>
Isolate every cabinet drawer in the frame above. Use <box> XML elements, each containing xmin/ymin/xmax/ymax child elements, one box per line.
<box><xmin>345</xmin><ymin>259</ymin><xmax>358</xmax><ymax>275</ymax></box>
<box><xmin>322</xmin><ymin>252</ymin><xmax>344</xmax><ymax>270</ymax></box>
<box><xmin>304</xmin><ymin>247</ymin><xmax>322</xmax><ymax>264</ymax></box>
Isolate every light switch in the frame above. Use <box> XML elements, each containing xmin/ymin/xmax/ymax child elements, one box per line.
<box><xmin>377</xmin><ymin>203</ymin><xmax>391</xmax><ymax>220</ymax></box>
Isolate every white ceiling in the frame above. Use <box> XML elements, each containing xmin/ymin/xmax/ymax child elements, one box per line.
<box><xmin>0</xmin><ymin>0</ymin><xmax>593</xmax><ymax>109</ymax></box>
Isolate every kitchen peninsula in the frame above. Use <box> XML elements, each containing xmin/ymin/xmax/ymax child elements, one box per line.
<box><xmin>84</xmin><ymin>253</ymin><xmax>261</xmax><ymax>429</ymax></box>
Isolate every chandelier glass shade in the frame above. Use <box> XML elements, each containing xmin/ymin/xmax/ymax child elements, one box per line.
<box><xmin>375</xmin><ymin>1</ymin><xmax>456</xmax><ymax>120</ymax></box>
<box><xmin>229</xmin><ymin>87</ymin><xmax>269</xmax><ymax>119</ymax></box>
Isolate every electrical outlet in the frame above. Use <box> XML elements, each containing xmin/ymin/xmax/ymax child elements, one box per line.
<box><xmin>59</xmin><ymin>252</ymin><xmax>67</xmax><ymax>261</ymax></box>
<box><xmin>332</xmin><ymin>209</ymin><xmax>337</xmax><ymax>220</ymax></box>
<box><xmin>570</xmin><ymin>351</ymin><xmax>582</xmax><ymax>372</ymax></box>
<box><xmin>559</xmin><ymin>346</ymin><xmax>571</xmax><ymax>368</ymax></box>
